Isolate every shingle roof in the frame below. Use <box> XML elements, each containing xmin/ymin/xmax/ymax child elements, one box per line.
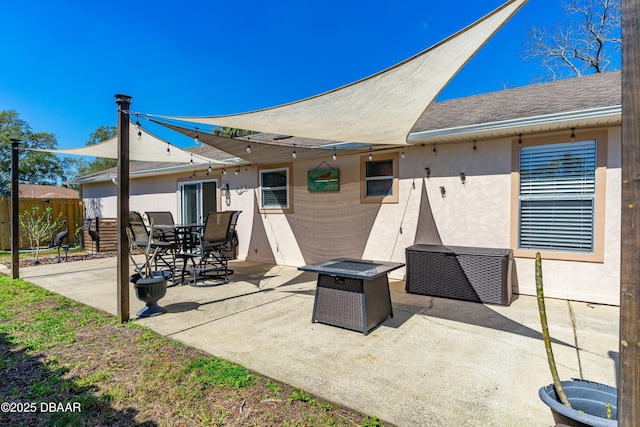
<box><xmin>411</xmin><ymin>71</ymin><xmax>621</xmax><ymax>132</ymax></box>
<box><xmin>19</xmin><ymin>184</ymin><xmax>78</xmax><ymax>199</ymax></box>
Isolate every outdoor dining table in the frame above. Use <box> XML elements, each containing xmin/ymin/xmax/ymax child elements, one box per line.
<box><xmin>298</xmin><ymin>258</ymin><xmax>404</xmax><ymax>335</ymax></box>
<box><xmin>153</xmin><ymin>223</ymin><xmax>203</xmax><ymax>285</ymax></box>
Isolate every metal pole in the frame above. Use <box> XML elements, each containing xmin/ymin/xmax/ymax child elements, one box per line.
<box><xmin>10</xmin><ymin>138</ymin><xmax>20</xmax><ymax>279</ymax></box>
<box><xmin>115</xmin><ymin>94</ymin><xmax>131</xmax><ymax>323</ymax></box>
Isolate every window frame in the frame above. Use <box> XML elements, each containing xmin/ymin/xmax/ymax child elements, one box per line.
<box><xmin>360</xmin><ymin>152</ymin><xmax>399</xmax><ymax>204</ymax></box>
<box><xmin>510</xmin><ymin>130</ymin><xmax>607</xmax><ymax>262</ymax></box>
<box><xmin>258</xmin><ymin>164</ymin><xmax>293</xmax><ymax>214</ymax></box>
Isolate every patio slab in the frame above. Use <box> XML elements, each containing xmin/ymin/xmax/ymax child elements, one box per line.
<box><xmin>3</xmin><ymin>257</ymin><xmax>620</xmax><ymax>426</ymax></box>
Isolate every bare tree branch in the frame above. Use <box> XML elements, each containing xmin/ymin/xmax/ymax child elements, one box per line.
<box><xmin>524</xmin><ymin>0</ymin><xmax>621</xmax><ymax>80</ymax></box>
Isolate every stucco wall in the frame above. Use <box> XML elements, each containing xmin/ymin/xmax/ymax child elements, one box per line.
<box><xmin>80</xmin><ymin>126</ymin><xmax>622</xmax><ymax>305</ymax></box>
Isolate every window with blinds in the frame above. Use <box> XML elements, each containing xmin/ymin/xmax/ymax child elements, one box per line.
<box><xmin>260</xmin><ymin>167</ymin><xmax>289</xmax><ymax>209</ymax></box>
<box><xmin>519</xmin><ymin>140</ymin><xmax>596</xmax><ymax>253</ymax></box>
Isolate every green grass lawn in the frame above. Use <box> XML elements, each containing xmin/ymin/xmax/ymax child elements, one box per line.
<box><xmin>0</xmin><ymin>276</ymin><xmax>385</xmax><ymax>427</ymax></box>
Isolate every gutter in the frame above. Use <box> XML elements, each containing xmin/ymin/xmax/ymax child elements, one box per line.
<box><xmin>66</xmin><ymin>159</ymin><xmax>245</xmax><ymax>185</ymax></box>
<box><xmin>407</xmin><ymin>105</ymin><xmax>622</xmax><ymax>144</ymax></box>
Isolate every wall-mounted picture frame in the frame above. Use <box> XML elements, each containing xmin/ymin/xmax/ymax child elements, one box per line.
<box><xmin>308</xmin><ymin>169</ymin><xmax>339</xmax><ymax>192</ymax></box>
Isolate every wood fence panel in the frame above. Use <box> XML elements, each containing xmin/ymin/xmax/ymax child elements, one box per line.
<box><xmin>83</xmin><ymin>217</ymin><xmax>118</xmax><ymax>252</ymax></box>
<box><xmin>0</xmin><ymin>198</ymin><xmax>82</xmax><ymax>250</ymax></box>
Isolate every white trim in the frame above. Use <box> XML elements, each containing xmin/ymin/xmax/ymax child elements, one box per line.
<box><xmin>407</xmin><ymin>105</ymin><xmax>621</xmax><ymax>144</ymax></box>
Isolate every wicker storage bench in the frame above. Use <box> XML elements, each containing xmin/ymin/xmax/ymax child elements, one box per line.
<box><xmin>405</xmin><ymin>244</ymin><xmax>513</xmax><ymax>305</ymax></box>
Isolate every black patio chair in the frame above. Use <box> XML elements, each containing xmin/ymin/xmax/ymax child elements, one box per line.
<box><xmin>190</xmin><ymin>211</ymin><xmax>235</xmax><ymax>286</ymax></box>
<box><xmin>128</xmin><ymin>211</ymin><xmax>177</xmax><ymax>277</ymax></box>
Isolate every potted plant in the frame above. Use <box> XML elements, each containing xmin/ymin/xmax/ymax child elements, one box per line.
<box><xmin>126</xmin><ymin>219</ymin><xmax>170</xmax><ymax>318</ymax></box>
<box><xmin>535</xmin><ymin>252</ymin><xmax>617</xmax><ymax>426</ymax></box>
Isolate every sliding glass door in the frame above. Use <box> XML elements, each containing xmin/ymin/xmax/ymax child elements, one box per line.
<box><xmin>178</xmin><ymin>179</ymin><xmax>218</xmax><ymax>224</ymax></box>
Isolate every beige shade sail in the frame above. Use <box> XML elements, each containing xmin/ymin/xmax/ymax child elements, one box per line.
<box><xmin>155</xmin><ymin>121</ymin><xmax>386</xmax><ymax>165</ymax></box>
<box><xmin>155</xmin><ymin>0</ymin><xmax>527</xmax><ymax>146</ymax></box>
<box><xmin>30</xmin><ymin>126</ymin><xmax>227</xmax><ymax>164</ymax></box>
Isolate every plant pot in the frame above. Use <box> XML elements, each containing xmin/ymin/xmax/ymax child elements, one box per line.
<box><xmin>129</xmin><ymin>271</ymin><xmax>171</xmax><ymax>318</ymax></box>
<box><xmin>539</xmin><ymin>379</ymin><xmax>617</xmax><ymax>427</ymax></box>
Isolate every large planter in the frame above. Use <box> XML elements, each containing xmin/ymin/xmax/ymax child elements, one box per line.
<box><xmin>129</xmin><ymin>271</ymin><xmax>171</xmax><ymax>318</ymax></box>
<box><xmin>539</xmin><ymin>379</ymin><xmax>617</xmax><ymax>427</ymax></box>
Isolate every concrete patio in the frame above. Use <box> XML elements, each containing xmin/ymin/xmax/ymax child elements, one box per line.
<box><xmin>2</xmin><ymin>256</ymin><xmax>620</xmax><ymax>426</ymax></box>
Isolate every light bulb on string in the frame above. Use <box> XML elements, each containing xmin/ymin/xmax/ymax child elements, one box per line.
<box><xmin>190</xmin><ymin>154</ymin><xmax>193</xmax><ymax>164</ymax></box>
<box><xmin>207</xmin><ymin>163</ymin><xmax>212</xmax><ymax>174</ymax></box>
<box><xmin>246</xmin><ymin>143</ymin><xmax>251</xmax><ymax>153</ymax></box>
<box><xmin>166</xmin><ymin>143</ymin><xmax>171</xmax><ymax>156</ymax></box>
<box><xmin>136</xmin><ymin>119</ymin><xmax>142</xmax><ymax>140</ymax></box>
<box><xmin>292</xmin><ymin>144</ymin><xmax>297</xmax><ymax>159</ymax></box>
<box><xmin>401</xmin><ymin>147</ymin><xmax>405</xmax><ymax>159</ymax></box>
<box><xmin>368</xmin><ymin>147</ymin><xmax>373</xmax><ymax>161</ymax></box>
<box><xmin>194</xmin><ymin>128</ymin><xmax>200</xmax><ymax>145</ymax></box>
<box><xmin>235</xmin><ymin>167</ymin><xmax>239</xmax><ymax>175</ymax></box>
<box><xmin>222</xmin><ymin>168</ymin><xmax>227</xmax><ymax>175</ymax></box>
<box><xmin>332</xmin><ymin>147</ymin><xmax>337</xmax><ymax>161</ymax></box>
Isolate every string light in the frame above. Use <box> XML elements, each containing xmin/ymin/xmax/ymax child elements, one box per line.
<box><xmin>207</xmin><ymin>163</ymin><xmax>212</xmax><ymax>174</ymax></box>
<box><xmin>401</xmin><ymin>147</ymin><xmax>405</xmax><ymax>159</ymax></box>
<box><xmin>571</xmin><ymin>128</ymin><xmax>575</xmax><ymax>142</ymax></box>
<box><xmin>332</xmin><ymin>147</ymin><xmax>337</xmax><ymax>161</ymax></box>
<box><xmin>194</xmin><ymin>128</ymin><xmax>200</xmax><ymax>145</ymax></box>
<box><xmin>473</xmin><ymin>140</ymin><xmax>477</xmax><ymax>150</ymax></box>
<box><xmin>166</xmin><ymin>143</ymin><xmax>171</xmax><ymax>156</ymax></box>
<box><xmin>246</xmin><ymin>142</ymin><xmax>251</xmax><ymax>153</ymax></box>
<box><xmin>292</xmin><ymin>144</ymin><xmax>297</xmax><ymax>159</ymax></box>
<box><xmin>368</xmin><ymin>147</ymin><xmax>373</xmax><ymax>161</ymax></box>
<box><xmin>235</xmin><ymin>167</ymin><xmax>239</xmax><ymax>175</ymax></box>
<box><xmin>136</xmin><ymin>119</ymin><xmax>141</xmax><ymax>140</ymax></box>
<box><xmin>222</xmin><ymin>168</ymin><xmax>227</xmax><ymax>175</ymax></box>
<box><xmin>432</xmin><ymin>144</ymin><xmax>436</xmax><ymax>154</ymax></box>
<box><xmin>190</xmin><ymin>154</ymin><xmax>193</xmax><ymax>164</ymax></box>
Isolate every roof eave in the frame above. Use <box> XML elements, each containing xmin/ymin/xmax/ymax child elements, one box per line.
<box><xmin>407</xmin><ymin>105</ymin><xmax>622</xmax><ymax>144</ymax></box>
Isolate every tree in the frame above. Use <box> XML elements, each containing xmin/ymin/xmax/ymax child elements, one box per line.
<box><xmin>0</xmin><ymin>110</ymin><xmax>70</xmax><ymax>185</ymax></box>
<box><xmin>525</xmin><ymin>0</ymin><xmax>621</xmax><ymax>80</ymax></box>
<box><xmin>73</xmin><ymin>125</ymin><xmax>118</xmax><ymax>177</ymax></box>
<box><xmin>213</xmin><ymin>127</ymin><xmax>256</xmax><ymax>138</ymax></box>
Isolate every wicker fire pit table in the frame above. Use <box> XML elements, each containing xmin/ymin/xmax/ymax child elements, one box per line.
<box><xmin>298</xmin><ymin>258</ymin><xmax>404</xmax><ymax>335</ymax></box>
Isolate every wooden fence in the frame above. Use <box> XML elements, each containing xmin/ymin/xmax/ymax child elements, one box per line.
<box><xmin>83</xmin><ymin>217</ymin><xmax>118</xmax><ymax>253</ymax></box>
<box><xmin>0</xmin><ymin>198</ymin><xmax>83</xmax><ymax>250</ymax></box>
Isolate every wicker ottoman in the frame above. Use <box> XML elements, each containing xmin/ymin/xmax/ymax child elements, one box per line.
<box><xmin>405</xmin><ymin>244</ymin><xmax>513</xmax><ymax>305</ymax></box>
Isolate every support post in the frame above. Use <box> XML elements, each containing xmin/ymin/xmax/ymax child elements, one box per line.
<box><xmin>620</xmin><ymin>0</ymin><xmax>640</xmax><ymax>424</ymax></box>
<box><xmin>115</xmin><ymin>94</ymin><xmax>131</xmax><ymax>323</ymax></box>
<box><xmin>10</xmin><ymin>138</ymin><xmax>20</xmax><ymax>279</ymax></box>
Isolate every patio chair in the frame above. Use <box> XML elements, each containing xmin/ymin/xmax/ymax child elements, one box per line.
<box><xmin>190</xmin><ymin>211</ymin><xmax>235</xmax><ymax>286</ymax></box>
<box><xmin>145</xmin><ymin>211</ymin><xmax>176</xmax><ymax>242</ymax></box>
<box><xmin>128</xmin><ymin>211</ymin><xmax>177</xmax><ymax>277</ymax></box>
<box><xmin>221</xmin><ymin>210</ymin><xmax>242</xmax><ymax>260</ymax></box>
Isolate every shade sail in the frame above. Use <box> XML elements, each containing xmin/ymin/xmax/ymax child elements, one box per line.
<box><xmin>156</xmin><ymin>121</ymin><xmax>387</xmax><ymax>165</ymax></box>
<box><xmin>155</xmin><ymin>0</ymin><xmax>527</xmax><ymax>146</ymax></box>
<box><xmin>32</xmin><ymin>126</ymin><xmax>227</xmax><ymax>164</ymax></box>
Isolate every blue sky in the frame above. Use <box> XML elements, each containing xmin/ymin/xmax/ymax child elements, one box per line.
<box><xmin>1</xmin><ymin>0</ymin><xmax>586</xmax><ymax>150</ymax></box>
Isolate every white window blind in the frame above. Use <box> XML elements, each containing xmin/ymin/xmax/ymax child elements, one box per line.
<box><xmin>260</xmin><ymin>168</ymin><xmax>289</xmax><ymax>209</ymax></box>
<box><xmin>519</xmin><ymin>140</ymin><xmax>596</xmax><ymax>252</ymax></box>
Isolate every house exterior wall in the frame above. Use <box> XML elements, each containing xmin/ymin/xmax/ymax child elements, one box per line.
<box><xmin>79</xmin><ymin>125</ymin><xmax>621</xmax><ymax>305</ymax></box>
